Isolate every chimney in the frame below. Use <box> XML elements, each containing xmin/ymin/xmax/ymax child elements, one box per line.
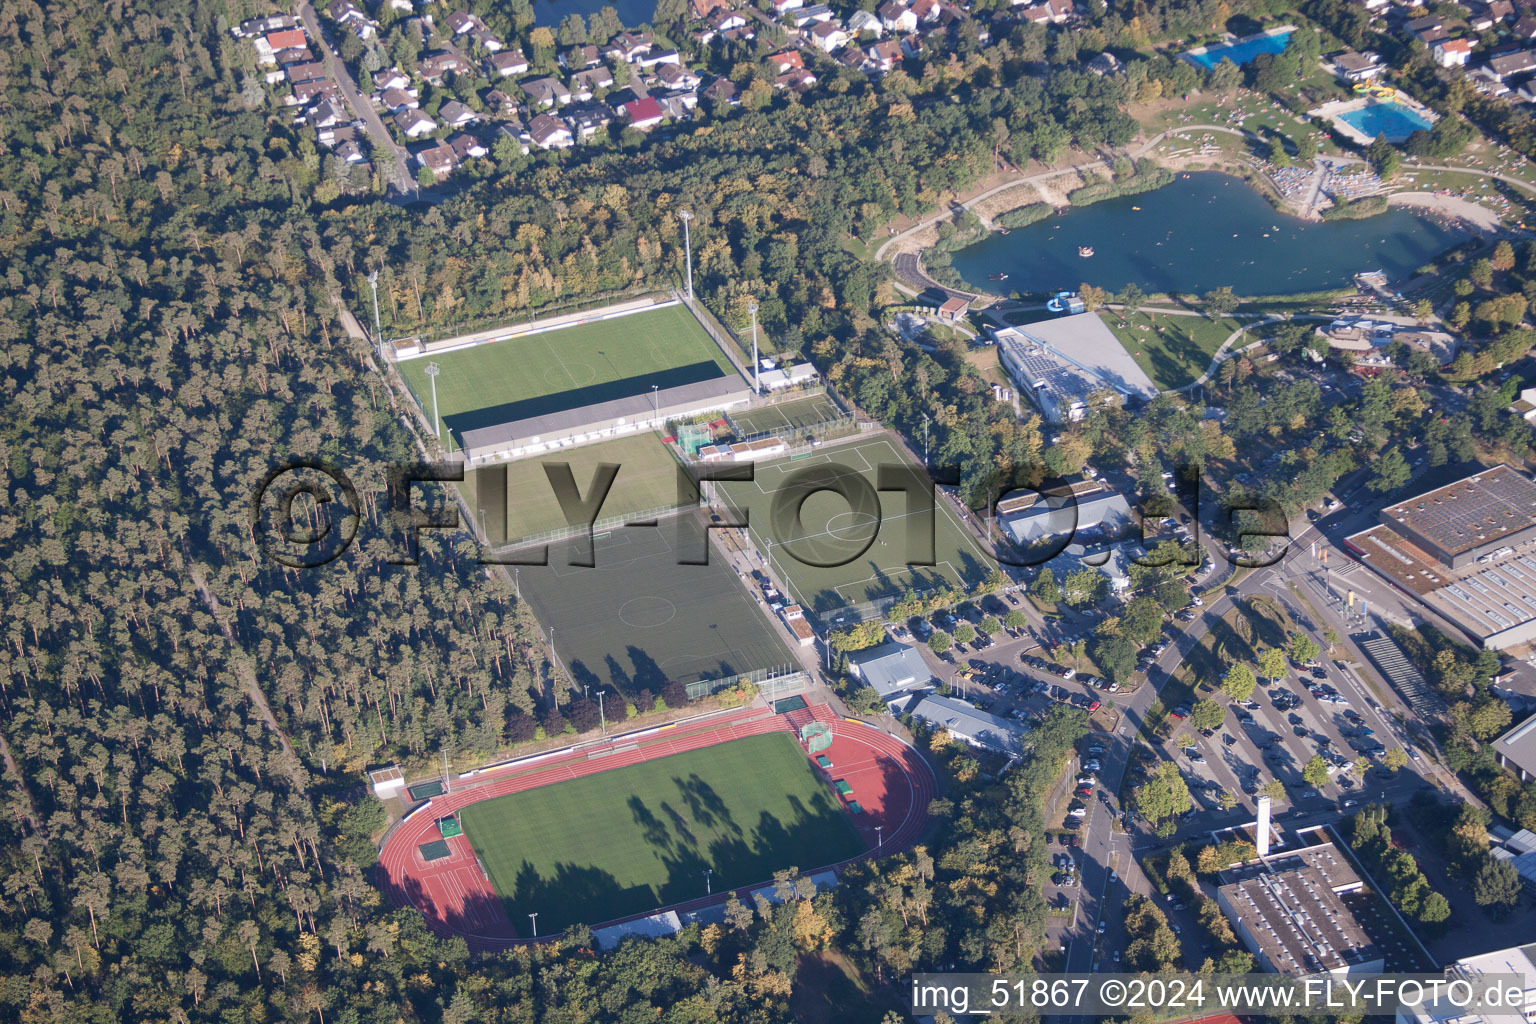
<box><xmin>1256</xmin><ymin>796</ymin><xmax>1272</xmax><ymax>857</ymax></box>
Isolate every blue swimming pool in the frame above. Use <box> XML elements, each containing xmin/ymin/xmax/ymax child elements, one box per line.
<box><xmin>1336</xmin><ymin>101</ymin><xmax>1433</xmax><ymax>142</ymax></box>
<box><xmin>1185</xmin><ymin>31</ymin><xmax>1293</xmax><ymax>71</ymax></box>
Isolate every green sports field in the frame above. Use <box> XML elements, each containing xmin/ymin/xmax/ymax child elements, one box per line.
<box><xmin>486</xmin><ymin>432</ymin><xmax>692</xmax><ymax>544</ymax></box>
<box><xmin>459</xmin><ymin>732</ymin><xmax>863</xmax><ymax>932</ymax></box>
<box><xmin>716</xmin><ymin>435</ymin><xmax>996</xmax><ymax>615</ymax></box>
<box><xmin>730</xmin><ymin>392</ymin><xmax>851</xmax><ymax>440</ymax></box>
<box><xmin>396</xmin><ymin>304</ymin><xmax>737</xmax><ymax>440</ymax></box>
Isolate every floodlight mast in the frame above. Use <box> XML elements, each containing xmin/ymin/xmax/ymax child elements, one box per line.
<box><xmin>424</xmin><ymin>361</ymin><xmax>441</xmax><ymax>439</ymax></box>
<box><xmin>679</xmin><ymin>210</ymin><xmax>694</xmax><ymax>302</ymax></box>
<box><xmin>749</xmin><ymin>301</ymin><xmax>760</xmax><ymax>395</ymax></box>
<box><xmin>367</xmin><ymin>270</ymin><xmax>384</xmax><ymax>362</ymax></box>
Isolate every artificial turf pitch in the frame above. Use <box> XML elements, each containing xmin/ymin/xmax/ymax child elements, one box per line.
<box><xmin>396</xmin><ymin>304</ymin><xmax>736</xmax><ymax>435</ymax></box>
<box><xmin>459</xmin><ymin>732</ymin><xmax>863</xmax><ymax>932</ymax></box>
<box><xmin>716</xmin><ymin>435</ymin><xmax>995</xmax><ymax>614</ymax></box>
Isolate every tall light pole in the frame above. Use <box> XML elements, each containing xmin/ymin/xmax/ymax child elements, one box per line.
<box><xmin>748</xmin><ymin>301</ymin><xmax>760</xmax><ymax>394</ymax></box>
<box><xmin>876</xmin><ymin>825</ymin><xmax>883</xmax><ymax>850</ymax></box>
<box><xmin>703</xmin><ymin>868</ymin><xmax>712</xmax><ymax>895</ymax></box>
<box><xmin>922</xmin><ymin>413</ymin><xmax>931</xmax><ymax>466</ymax></box>
<box><xmin>679</xmin><ymin>210</ymin><xmax>694</xmax><ymax>302</ymax></box>
<box><xmin>651</xmin><ymin>384</ymin><xmax>660</xmax><ymax>427</ymax></box>
<box><xmin>596</xmin><ymin>691</ymin><xmax>607</xmax><ymax>734</ymax></box>
<box><xmin>425</xmin><ymin>361</ymin><xmax>442</xmax><ymax>439</ymax></box>
<box><xmin>528</xmin><ymin>912</ymin><xmax>538</xmax><ymax>938</ymax></box>
<box><xmin>367</xmin><ymin>269</ymin><xmax>383</xmax><ymax>361</ymax></box>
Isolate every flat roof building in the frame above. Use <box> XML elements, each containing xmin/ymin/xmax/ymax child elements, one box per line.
<box><xmin>909</xmin><ymin>693</ymin><xmax>1028</xmax><ymax>755</ymax></box>
<box><xmin>996</xmin><ymin>313</ymin><xmax>1158</xmax><ymax>423</ymax></box>
<box><xmin>1217</xmin><ymin>839</ymin><xmax>1384</xmax><ymax>976</ymax></box>
<box><xmin>847</xmin><ymin>640</ymin><xmax>934</xmax><ymax>698</ymax></box>
<box><xmin>1345</xmin><ymin>466</ymin><xmax>1536</xmax><ymax>649</ymax></box>
<box><xmin>1494</xmin><ymin>712</ymin><xmax>1536</xmax><ymax>782</ymax></box>
<box><xmin>1397</xmin><ymin>943</ymin><xmax>1536</xmax><ymax>1024</ymax></box>
<box><xmin>1001</xmin><ymin>491</ymin><xmax>1133</xmax><ymax>548</ymax></box>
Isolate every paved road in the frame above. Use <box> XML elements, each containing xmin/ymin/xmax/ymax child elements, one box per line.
<box><xmin>296</xmin><ymin>0</ymin><xmax>417</xmax><ymax>199</ymax></box>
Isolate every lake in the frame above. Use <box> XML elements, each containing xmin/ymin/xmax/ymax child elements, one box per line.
<box><xmin>949</xmin><ymin>172</ymin><xmax>1474</xmax><ymax>297</ymax></box>
<box><xmin>533</xmin><ymin>0</ymin><xmax>656</xmax><ymax>26</ymax></box>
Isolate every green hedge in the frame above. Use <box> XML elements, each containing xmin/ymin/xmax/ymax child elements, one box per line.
<box><xmin>1068</xmin><ymin>161</ymin><xmax>1175</xmax><ymax>206</ymax></box>
<box><xmin>993</xmin><ymin>202</ymin><xmax>1052</xmax><ymax>230</ymax></box>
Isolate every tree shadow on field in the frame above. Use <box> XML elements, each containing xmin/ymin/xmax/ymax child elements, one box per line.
<box><xmin>629</xmin><ymin>796</ymin><xmax>675</xmax><ymax>851</ymax></box>
<box><xmin>626</xmin><ymin>645</ymin><xmax>667</xmax><ymax>690</ymax></box>
<box><xmin>675</xmin><ymin>774</ymin><xmax>740</xmax><ymax>835</ymax></box>
<box><xmin>504</xmin><ymin>859</ymin><xmax>648</xmax><ymax>935</ymax></box>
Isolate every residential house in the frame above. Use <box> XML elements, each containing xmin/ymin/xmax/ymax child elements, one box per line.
<box><xmin>702</xmin><ymin>77</ymin><xmax>738</xmax><ymax>104</ymax></box>
<box><xmin>264</xmin><ymin>27</ymin><xmax>308</xmax><ymax>53</ymax></box>
<box><xmin>1405</xmin><ymin>14</ymin><xmax>1444</xmax><ymax>39</ymax></box>
<box><xmin>790</xmin><ymin>5</ymin><xmax>835</xmax><ymax>27</ymax></box>
<box><xmin>291</xmin><ymin>79</ymin><xmax>339</xmax><ymax>104</ymax></box>
<box><xmin>878</xmin><ymin>0</ymin><xmax>918</xmax><ymax>32</ymax></box>
<box><xmin>528</xmin><ymin>112</ymin><xmax>574</xmax><ymax>148</ymax></box>
<box><xmin>1488</xmin><ymin>0</ymin><xmax>1517</xmax><ymax>22</ymax></box>
<box><xmin>770</xmin><ymin>0</ymin><xmax>805</xmax><ymax>13</ymax></box>
<box><xmin>808</xmin><ymin>20</ymin><xmax>849</xmax><ymax>51</ymax></box>
<box><xmin>622</xmin><ymin>95</ymin><xmax>665</xmax><ymax>129</ymax></box>
<box><xmin>657</xmin><ymin>93</ymin><xmax>697</xmax><ymax>118</ymax></box>
<box><xmin>316</xmin><ymin>124</ymin><xmax>358</xmax><ymax>148</ymax></box>
<box><xmin>521</xmin><ymin>76</ymin><xmax>572</xmax><ymax>107</ymax></box>
<box><xmin>691</xmin><ymin>0</ymin><xmax>733</xmax><ymax>18</ymax></box>
<box><xmin>447</xmin><ymin>133</ymin><xmax>488</xmax><ymax>160</ymax></box>
<box><xmin>1517</xmin><ymin>14</ymin><xmax>1536</xmax><ymax>39</ymax></box>
<box><xmin>416</xmin><ymin>141</ymin><xmax>457</xmax><ymax>176</ymax></box>
<box><xmin>309</xmin><ymin>98</ymin><xmax>348</xmax><ymax>128</ymax></box>
<box><xmin>560</xmin><ymin>44</ymin><xmax>602</xmax><ymax>69</ymax></box>
<box><xmin>1487</xmin><ymin>49</ymin><xmax>1536</xmax><ymax>78</ymax></box>
<box><xmin>419</xmin><ymin>52</ymin><xmax>470</xmax><ymax>83</ymax></box>
<box><xmin>1334</xmin><ymin>50</ymin><xmax>1386</xmax><ymax>82</ymax></box>
<box><xmin>838</xmin><ymin>47</ymin><xmax>868</xmax><ymax>70</ymax></box>
<box><xmin>775</xmin><ymin>68</ymin><xmax>817</xmax><ymax>89</ymax></box>
<box><xmin>385</xmin><ymin>0</ymin><xmax>415</xmax><ymax>11</ymax></box>
<box><xmin>445</xmin><ymin>10</ymin><xmax>483</xmax><ymax>34</ymax></box>
<box><xmin>273</xmin><ymin>46</ymin><xmax>313</xmax><ymax>66</ymax></box>
<box><xmin>495</xmin><ymin>120</ymin><xmax>532</xmax><ymax>153</ymax></box>
<box><xmin>609</xmin><ymin>31</ymin><xmax>654</xmax><ymax>61</ymax></box>
<box><xmin>235</xmin><ymin>15</ymin><xmax>298</xmax><ymax>39</ymax></box>
<box><xmin>394</xmin><ymin>107</ymin><xmax>437</xmax><ymax>138</ymax></box>
<box><xmin>867</xmin><ymin>38</ymin><xmax>903</xmax><ymax>72</ymax></box>
<box><xmin>637</xmin><ymin>47</ymin><xmax>681</xmax><ymax>68</ymax></box>
<box><xmin>767</xmin><ymin>50</ymin><xmax>804</xmax><ymax>73</ymax></box>
<box><xmin>899</xmin><ymin>32</ymin><xmax>922</xmax><ymax>57</ymax></box>
<box><xmin>484</xmin><ymin>89</ymin><xmax>519</xmax><ymax>116</ymax></box>
<box><xmin>656</xmin><ymin>62</ymin><xmax>701</xmax><ymax>90</ymax></box>
<box><xmin>1086</xmin><ymin>51</ymin><xmax>1121</xmax><ymax>75</ymax></box>
<box><xmin>1435</xmin><ymin>37</ymin><xmax>1475</xmax><ymax>66</ymax></box>
<box><xmin>707</xmin><ymin>8</ymin><xmax>749</xmax><ymax>31</ymax></box>
<box><xmin>722</xmin><ymin>25</ymin><xmax>756</xmax><ymax>43</ymax></box>
<box><xmin>382</xmin><ymin>87</ymin><xmax>419</xmax><ymax>112</ymax></box>
<box><xmin>489</xmin><ymin>50</ymin><xmax>530</xmax><ymax>76</ymax></box>
<box><xmin>572</xmin><ymin>66</ymin><xmax>615</xmax><ymax>100</ymax></box>
<box><xmin>327</xmin><ymin>0</ymin><xmax>376</xmax><ymax>38</ymax></box>
<box><xmin>473</xmin><ymin>30</ymin><xmax>505</xmax><ymax>51</ymax></box>
<box><xmin>439</xmin><ymin>100</ymin><xmax>479</xmax><ymax>127</ymax></box>
<box><xmin>1021</xmin><ymin>0</ymin><xmax>1073</xmax><ymax>24</ymax></box>
<box><xmin>375</xmin><ymin>67</ymin><xmax>411</xmax><ymax>91</ymax></box>
<box><xmin>567</xmin><ymin>102</ymin><xmax>615</xmax><ymax>138</ymax></box>
<box><xmin>285</xmin><ymin>61</ymin><xmax>328</xmax><ymax>85</ymax></box>
<box><xmin>848</xmin><ymin>9</ymin><xmax>884</xmax><ymax>36</ymax></box>
<box><xmin>334</xmin><ymin>139</ymin><xmax>367</xmax><ymax>163</ymax></box>
<box><xmin>910</xmin><ymin>0</ymin><xmax>941</xmax><ymax>23</ymax></box>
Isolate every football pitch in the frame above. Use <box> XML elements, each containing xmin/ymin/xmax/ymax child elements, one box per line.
<box><xmin>730</xmin><ymin>392</ymin><xmax>850</xmax><ymax>439</ymax></box>
<box><xmin>459</xmin><ymin>732</ymin><xmax>863</xmax><ymax>932</ymax></box>
<box><xmin>396</xmin><ymin>304</ymin><xmax>737</xmax><ymax>439</ymax></box>
<box><xmin>716</xmin><ymin>435</ymin><xmax>996</xmax><ymax>615</ymax></box>
<box><xmin>477</xmin><ymin>432</ymin><xmax>692</xmax><ymax>544</ymax></box>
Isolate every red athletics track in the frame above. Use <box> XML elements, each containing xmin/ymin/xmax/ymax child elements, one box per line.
<box><xmin>376</xmin><ymin>703</ymin><xmax>936</xmax><ymax>950</ymax></box>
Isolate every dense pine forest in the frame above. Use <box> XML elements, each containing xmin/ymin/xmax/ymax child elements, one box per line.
<box><xmin>0</xmin><ymin>0</ymin><xmax>1153</xmax><ymax>1018</ymax></box>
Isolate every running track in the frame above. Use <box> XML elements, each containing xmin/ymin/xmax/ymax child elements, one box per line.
<box><xmin>376</xmin><ymin>703</ymin><xmax>936</xmax><ymax>950</ymax></box>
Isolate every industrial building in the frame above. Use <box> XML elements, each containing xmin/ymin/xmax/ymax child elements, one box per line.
<box><xmin>1397</xmin><ymin>942</ymin><xmax>1536</xmax><ymax>1024</ymax></box>
<box><xmin>995</xmin><ymin>313</ymin><xmax>1159</xmax><ymax>423</ymax></box>
<box><xmin>1345</xmin><ymin>466</ymin><xmax>1536</xmax><ymax>650</ymax></box>
<box><xmin>1216</xmin><ymin>811</ymin><xmax>1386</xmax><ymax>977</ymax></box>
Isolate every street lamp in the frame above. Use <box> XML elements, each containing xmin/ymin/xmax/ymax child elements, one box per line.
<box><xmin>703</xmin><ymin>868</ymin><xmax>712</xmax><ymax>895</ymax></box>
<box><xmin>748</xmin><ymin>301</ymin><xmax>760</xmax><ymax>394</ymax></box>
<box><xmin>679</xmin><ymin>210</ymin><xmax>694</xmax><ymax>302</ymax></box>
<box><xmin>651</xmin><ymin>384</ymin><xmax>660</xmax><ymax>427</ymax></box>
<box><xmin>597</xmin><ymin>691</ymin><xmax>607</xmax><ymax>734</ymax></box>
<box><xmin>876</xmin><ymin>825</ymin><xmax>883</xmax><ymax>850</ymax></box>
<box><xmin>528</xmin><ymin>912</ymin><xmax>538</xmax><ymax>938</ymax></box>
<box><xmin>424</xmin><ymin>361</ymin><xmax>442</xmax><ymax>439</ymax></box>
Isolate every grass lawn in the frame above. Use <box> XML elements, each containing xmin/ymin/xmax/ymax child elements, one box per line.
<box><xmin>460</xmin><ymin>732</ymin><xmax>863</xmax><ymax>932</ymax></box>
<box><xmin>1103</xmin><ymin>311</ymin><xmax>1242</xmax><ymax>391</ymax></box>
<box><xmin>731</xmin><ymin>392</ymin><xmax>851</xmax><ymax>439</ymax></box>
<box><xmin>715</xmin><ymin>435</ymin><xmax>996</xmax><ymax>616</ymax></box>
<box><xmin>485</xmin><ymin>432</ymin><xmax>689</xmax><ymax>544</ymax></box>
<box><xmin>395</xmin><ymin>304</ymin><xmax>736</xmax><ymax>443</ymax></box>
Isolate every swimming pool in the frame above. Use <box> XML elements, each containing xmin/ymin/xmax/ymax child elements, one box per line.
<box><xmin>1185</xmin><ymin>30</ymin><xmax>1293</xmax><ymax>71</ymax></box>
<box><xmin>1336</xmin><ymin>101</ymin><xmax>1433</xmax><ymax>142</ymax></box>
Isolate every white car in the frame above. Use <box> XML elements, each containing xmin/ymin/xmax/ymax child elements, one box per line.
<box><xmin>1068</xmin><ymin>806</ymin><xmax>1087</xmax><ymax>818</ymax></box>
